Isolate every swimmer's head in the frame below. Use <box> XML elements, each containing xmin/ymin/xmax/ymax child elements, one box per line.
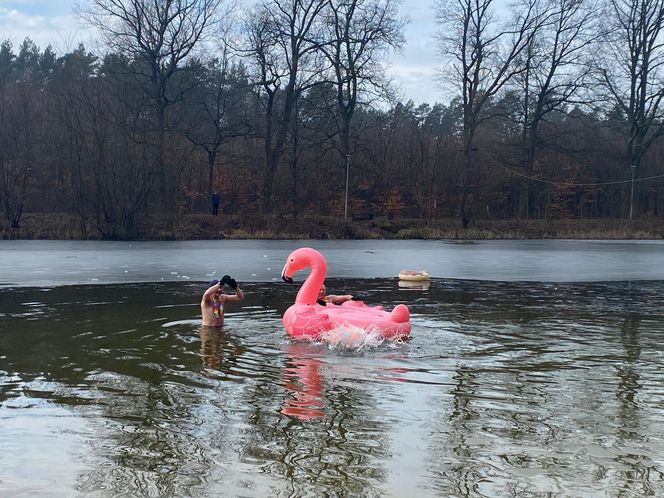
<box><xmin>209</xmin><ymin>280</ymin><xmax>221</xmax><ymax>296</ymax></box>
<box><xmin>318</xmin><ymin>285</ymin><xmax>326</xmax><ymax>300</ymax></box>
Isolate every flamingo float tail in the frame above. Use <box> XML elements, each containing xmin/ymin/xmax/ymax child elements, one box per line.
<box><xmin>390</xmin><ymin>304</ymin><xmax>410</xmax><ymax>323</ymax></box>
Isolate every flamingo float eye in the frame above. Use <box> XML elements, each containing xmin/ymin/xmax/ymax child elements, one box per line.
<box><xmin>289</xmin><ymin>257</ymin><xmax>295</xmax><ymax>263</ymax></box>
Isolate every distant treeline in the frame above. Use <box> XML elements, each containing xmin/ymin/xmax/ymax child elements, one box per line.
<box><xmin>1</xmin><ymin>0</ymin><xmax>663</xmax><ymax>239</ymax></box>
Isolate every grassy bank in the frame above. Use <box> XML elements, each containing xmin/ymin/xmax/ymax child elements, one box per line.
<box><xmin>2</xmin><ymin>213</ymin><xmax>664</xmax><ymax>240</ymax></box>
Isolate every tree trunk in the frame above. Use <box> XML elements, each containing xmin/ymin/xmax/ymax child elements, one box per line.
<box><xmin>460</xmin><ymin>129</ymin><xmax>473</xmax><ymax>228</ymax></box>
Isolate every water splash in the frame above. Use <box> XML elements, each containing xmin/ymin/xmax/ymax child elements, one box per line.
<box><xmin>320</xmin><ymin>324</ymin><xmax>386</xmax><ymax>350</ymax></box>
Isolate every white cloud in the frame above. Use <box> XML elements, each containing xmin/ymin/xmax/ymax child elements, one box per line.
<box><xmin>0</xmin><ymin>6</ymin><xmax>90</xmax><ymax>52</ymax></box>
<box><xmin>389</xmin><ymin>62</ymin><xmax>441</xmax><ymax>104</ymax></box>
<box><xmin>390</xmin><ymin>0</ymin><xmax>441</xmax><ymax>103</ymax></box>
<box><xmin>0</xmin><ymin>0</ymin><xmax>442</xmax><ymax>103</ymax></box>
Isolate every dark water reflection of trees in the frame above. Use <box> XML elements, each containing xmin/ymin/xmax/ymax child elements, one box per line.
<box><xmin>421</xmin><ymin>281</ymin><xmax>664</xmax><ymax>496</ymax></box>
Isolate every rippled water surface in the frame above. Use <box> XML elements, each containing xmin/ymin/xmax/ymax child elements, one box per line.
<box><xmin>2</xmin><ymin>241</ymin><xmax>664</xmax><ymax>497</ymax></box>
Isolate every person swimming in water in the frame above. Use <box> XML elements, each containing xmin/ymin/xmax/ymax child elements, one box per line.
<box><xmin>201</xmin><ymin>275</ymin><xmax>244</xmax><ymax>327</ymax></box>
<box><xmin>317</xmin><ymin>284</ymin><xmax>353</xmax><ymax>306</ymax></box>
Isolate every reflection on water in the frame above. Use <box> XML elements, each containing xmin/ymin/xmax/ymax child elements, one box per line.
<box><xmin>281</xmin><ymin>342</ymin><xmax>326</xmax><ymax>420</ymax></box>
<box><xmin>1</xmin><ymin>279</ymin><xmax>664</xmax><ymax>496</ymax></box>
<box><xmin>398</xmin><ymin>279</ymin><xmax>430</xmax><ymax>290</ymax></box>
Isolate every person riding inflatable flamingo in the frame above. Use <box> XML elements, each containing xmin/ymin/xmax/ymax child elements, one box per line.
<box><xmin>280</xmin><ymin>247</ymin><xmax>411</xmax><ymax>340</ymax></box>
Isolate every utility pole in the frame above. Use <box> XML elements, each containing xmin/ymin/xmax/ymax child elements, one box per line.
<box><xmin>629</xmin><ymin>164</ymin><xmax>636</xmax><ymax>220</ymax></box>
<box><xmin>344</xmin><ymin>154</ymin><xmax>350</xmax><ymax>220</ymax></box>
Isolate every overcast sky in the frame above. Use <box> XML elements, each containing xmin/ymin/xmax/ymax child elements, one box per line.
<box><xmin>0</xmin><ymin>0</ymin><xmax>442</xmax><ymax>104</ymax></box>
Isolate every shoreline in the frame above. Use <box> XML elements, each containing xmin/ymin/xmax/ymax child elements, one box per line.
<box><xmin>2</xmin><ymin>213</ymin><xmax>663</xmax><ymax>241</ymax></box>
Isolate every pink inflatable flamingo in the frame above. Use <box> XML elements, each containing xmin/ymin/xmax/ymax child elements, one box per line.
<box><xmin>280</xmin><ymin>247</ymin><xmax>411</xmax><ymax>340</ymax></box>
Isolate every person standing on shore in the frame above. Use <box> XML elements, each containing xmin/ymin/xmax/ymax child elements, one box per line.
<box><xmin>211</xmin><ymin>192</ymin><xmax>221</xmax><ymax>215</ymax></box>
<box><xmin>201</xmin><ymin>275</ymin><xmax>243</xmax><ymax>327</ymax></box>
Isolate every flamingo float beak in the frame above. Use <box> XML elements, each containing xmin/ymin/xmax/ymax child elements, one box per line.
<box><xmin>282</xmin><ymin>262</ymin><xmax>294</xmax><ymax>283</ymax></box>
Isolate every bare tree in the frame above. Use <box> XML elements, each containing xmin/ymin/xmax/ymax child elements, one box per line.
<box><xmin>0</xmin><ymin>40</ymin><xmax>45</xmax><ymax>232</ymax></box>
<box><xmin>320</xmin><ymin>0</ymin><xmax>405</xmax><ymax>218</ymax></box>
<box><xmin>243</xmin><ymin>0</ymin><xmax>328</xmax><ymax>214</ymax></box>
<box><xmin>49</xmin><ymin>45</ymin><xmax>99</xmax><ymax>237</ymax></box>
<box><xmin>180</xmin><ymin>53</ymin><xmax>253</xmax><ymax>208</ymax></box>
<box><xmin>436</xmin><ymin>0</ymin><xmax>543</xmax><ymax>227</ymax></box>
<box><xmin>53</xmin><ymin>56</ymin><xmax>156</xmax><ymax>239</ymax></box>
<box><xmin>598</xmin><ymin>0</ymin><xmax>664</xmax><ymax>219</ymax></box>
<box><xmin>0</xmin><ymin>40</ymin><xmax>14</xmax><ymax>231</ymax></box>
<box><xmin>76</xmin><ymin>0</ymin><xmax>225</xmax><ymax>212</ymax></box>
<box><xmin>513</xmin><ymin>0</ymin><xmax>600</xmax><ymax>219</ymax></box>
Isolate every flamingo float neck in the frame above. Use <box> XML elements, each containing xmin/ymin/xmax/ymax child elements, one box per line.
<box><xmin>296</xmin><ymin>260</ymin><xmax>326</xmax><ymax>305</ymax></box>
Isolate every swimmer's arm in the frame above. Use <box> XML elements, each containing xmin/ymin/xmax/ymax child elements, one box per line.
<box><xmin>328</xmin><ymin>294</ymin><xmax>353</xmax><ymax>304</ymax></box>
<box><xmin>203</xmin><ymin>283</ymin><xmax>221</xmax><ymax>300</ymax></box>
<box><xmin>224</xmin><ymin>286</ymin><xmax>244</xmax><ymax>302</ymax></box>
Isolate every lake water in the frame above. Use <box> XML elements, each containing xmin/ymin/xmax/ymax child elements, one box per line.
<box><xmin>1</xmin><ymin>240</ymin><xmax>664</xmax><ymax>497</ymax></box>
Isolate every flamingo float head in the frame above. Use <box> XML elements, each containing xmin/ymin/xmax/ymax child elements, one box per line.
<box><xmin>281</xmin><ymin>247</ymin><xmax>327</xmax><ymax>283</ymax></box>
<box><xmin>281</xmin><ymin>248</ymin><xmax>328</xmax><ymax>305</ymax></box>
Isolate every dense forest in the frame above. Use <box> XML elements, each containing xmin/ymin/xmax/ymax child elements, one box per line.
<box><xmin>1</xmin><ymin>0</ymin><xmax>663</xmax><ymax>239</ymax></box>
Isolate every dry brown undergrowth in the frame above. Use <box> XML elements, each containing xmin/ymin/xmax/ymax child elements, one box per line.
<box><xmin>2</xmin><ymin>213</ymin><xmax>663</xmax><ymax>240</ymax></box>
